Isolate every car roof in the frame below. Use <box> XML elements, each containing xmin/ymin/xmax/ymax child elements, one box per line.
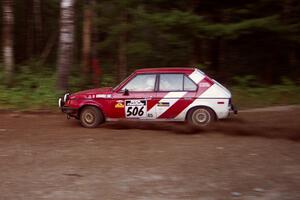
<box><xmin>135</xmin><ymin>67</ymin><xmax>196</xmax><ymax>74</ymax></box>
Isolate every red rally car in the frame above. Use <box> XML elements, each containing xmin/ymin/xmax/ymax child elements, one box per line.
<box><xmin>58</xmin><ymin>68</ymin><xmax>237</xmax><ymax>128</ymax></box>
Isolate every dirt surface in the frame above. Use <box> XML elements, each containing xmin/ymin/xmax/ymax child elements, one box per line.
<box><xmin>0</xmin><ymin>107</ymin><xmax>299</xmax><ymax>200</ymax></box>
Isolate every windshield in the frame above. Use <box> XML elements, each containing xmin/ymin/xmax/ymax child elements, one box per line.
<box><xmin>113</xmin><ymin>73</ymin><xmax>133</xmax><ymax>91</ymax></box>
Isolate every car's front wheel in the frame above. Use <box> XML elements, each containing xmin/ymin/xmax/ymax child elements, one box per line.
<box><xmin>187</xmin><ymin>107</ymin><xmax>216</xmax><ymax>127</ymax></box>
<box><xmin>80</xmin><ymin>106</ymin><xmax>104</xmax><ymax>128</ymax></box>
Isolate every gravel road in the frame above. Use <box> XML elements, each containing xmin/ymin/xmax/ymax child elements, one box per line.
<box><xmin>0</xmin><ymin>107</ymin><xmax>299</xmax><ymax>200</ymax></box>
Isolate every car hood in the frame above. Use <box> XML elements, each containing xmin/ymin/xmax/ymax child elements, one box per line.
<box><xmin>70</xmin><ymin>87</ymin><xmax>113</xmax><ymax>99</ymax></box>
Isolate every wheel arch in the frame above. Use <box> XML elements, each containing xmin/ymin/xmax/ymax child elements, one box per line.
<box><xmin>78</xmin><ymin>104</ymin><xmax>105</xmax><ymax>120</ymax></box>
<box><xmin>185</xmin><ymin>105</ymin><xmax>217</xmax><ymax>121</ymax></box>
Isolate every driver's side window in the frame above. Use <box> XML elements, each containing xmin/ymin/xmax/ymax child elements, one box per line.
<box><xmin>121</xmin><ymin>74</ymin><xmax>156</xmax><ymax>92</ymax></box>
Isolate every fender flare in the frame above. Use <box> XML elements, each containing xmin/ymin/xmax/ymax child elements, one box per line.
<box><xmin>185</xmin><ymin>105</ymin><xmax>217</xmax><ymax>121</ymax></box>
<box><xmin>78</xmin><ymin>101</ymin><xmax>106</xmax><ymax>119</ymax></box>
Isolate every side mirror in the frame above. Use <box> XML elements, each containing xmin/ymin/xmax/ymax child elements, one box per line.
<box><xmin>123</xmin><ymin>89</ymin><xmax>129</xmax><ymax>96</ymax></box>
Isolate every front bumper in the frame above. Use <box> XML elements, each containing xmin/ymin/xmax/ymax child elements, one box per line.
<box><xmin>61</xmin><ymin>106</ymin><xmax>78</xmax><ymax>114</ymax></box>
<box><xmin>58</xmin><ymin>94</ymin><xmax>78</xmax><ymax>115</ymax></box>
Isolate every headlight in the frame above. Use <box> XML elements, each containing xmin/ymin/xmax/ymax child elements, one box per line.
<box><xmin>63</xmin><ymin>93</ymin><xmax>70</xmax><ymax>102</ymax></box>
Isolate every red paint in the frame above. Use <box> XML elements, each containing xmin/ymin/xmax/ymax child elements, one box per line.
<box><xmin>147</xmin><ymin>98</ymin><xmax>160</xmax><ymax>111</ymax></box>
<box><xmin>135</xmin><ymin>67</ymin><xmax>195</xmax><ymax>74</ymax></box>
<box><xmin>158</xmin><ymin>98</ymin><xmax>194</xmax><ymax>119</ymax></box>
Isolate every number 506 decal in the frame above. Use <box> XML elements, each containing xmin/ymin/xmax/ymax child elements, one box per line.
<box><xmin>125</xmin><ymin>100</ymin><xmax>147</xmax><ymax>118</ymax></box>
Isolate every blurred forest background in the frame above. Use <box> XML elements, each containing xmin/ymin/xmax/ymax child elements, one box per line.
<box><xmin>0</xmin><ymin>0</ymin><xmax>300</xmax><ymax>109</ymax></box>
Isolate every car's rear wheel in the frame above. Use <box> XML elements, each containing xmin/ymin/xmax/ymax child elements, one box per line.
<box><xmin>80</xmin><ymin>106</ymin><xmax>104</xmax><ymax>128</ymax></box>
<box><xmin>187</xmin><ymin>107</ymin><xmax>216</xmax><ymax>127</ymax></box>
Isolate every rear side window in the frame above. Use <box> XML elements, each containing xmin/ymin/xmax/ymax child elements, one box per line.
<box><xmin>184</xmin><ymin>76</ymin><xmax>197</xmax><ymax>91</ymax></box>
<box><xmin>159</xmin><ymin>74</ymin><xmax>183</xmax><ymax>91</ymax></box>
<box><xmin>159</xmin><ymin>74</ymin><xmax>197</xmax><ymax>91</ymax></box>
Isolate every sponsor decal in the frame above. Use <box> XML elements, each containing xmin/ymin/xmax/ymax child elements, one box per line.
<box><xmin>115</xmin><ymin>102</ymin><xmax>124</xmax><ymax>108</ymax></box>
<box><xmin>125</xmin><ymin>100</ymin><xmax>147</xmax><ymax>118</ymax></box>
<box><xmin>96</xmin><ymin>94</ymin><xmax>106</xmax><ymax>98</ymax></box>
<box><xmin>199</xmin><ymin>82</ymin><xmax>211</xmax><ymax>87</ymax></box>
<box><xmin>157</xmin><ymin>102</ymin><xmax>170</xmax><ymax>107</ymax></box>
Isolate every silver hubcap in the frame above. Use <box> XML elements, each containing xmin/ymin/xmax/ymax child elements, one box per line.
<box><xmin>192</xmin><ymin>109</ymin><xmax>211</xmax><ymax>126</ymax></box>
<box><xmin>84</xmin><ymin>112</ymin><xmax>95</xmax><ymax>124</ymax></box>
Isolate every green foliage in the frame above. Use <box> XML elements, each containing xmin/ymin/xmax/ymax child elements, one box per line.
<box><xmin>202</xmin><ymin>16</ymin><xmax>278</xmax><ymax>38</ymax></box>
<box><xmin>232</xmin><ymin>77</ymin><xmax>300</xmax><ymax>109</ymax></box>
<box><xmin>101</xmin><ymin>74</ymin><xmax>116</xmax><ymax>87</ymax></box>
<box><xmin>0</xmin><ymin>67</ymin><xmax>59</xmax><ymax>110</ymax></box>
<box><xmin>94</xmin><ymin>0</ymin><xmax>300</xmax><ymax>74</ymax></box>
<box><xmin>232</xmin><ymin>75</ymin><xmax>258</xmax><ymax>87</ymax></box>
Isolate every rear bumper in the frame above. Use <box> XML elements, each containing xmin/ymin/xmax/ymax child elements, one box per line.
<box><xmin>230</xmin><ymin>104</ymin><xmax>238</xmax><ymax>114</ymax></box>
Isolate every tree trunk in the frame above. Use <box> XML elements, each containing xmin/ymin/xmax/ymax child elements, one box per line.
<box><xmin>91</xmin><ymin>0</ymin><xmax>101</xmax><ymax>87</ymax></box>
<box><xmin>210</xmin><ymin>37</ymin><xmax>221</xmax><ymax>73</ymax></box>
<box><xmin>190</xmin><ymin>40</ymin><xmax>200</xmax><ymax>66</ymax></box>
<box><xmin>117</xmin><ymin>9</ymin><xmax>128</xmax><ymax>82</ymax></box>
<box><xmin>283</xmin><ymin>0</ymin><xmax>293</xmax><ymax>22</ymax></box>
<box><xmin>210</xmin><ymin>11</ymin><xmax>229</xmax><ymax>81</ymax></box>
<box><xmin>40</xmin><ymin>30</ymin><xmax>58</xmax><ymax>63</ymax></box>
<box><xmin>2</xmin><ymin>0</ymin><xmax>14</xmax><ymax>86</ymax></box>
<box><xmin>57</xmin><ymin>0</ymin><xmax>75</xmax><ymax>91</ymax></box>
<box><xmin>82</xmin><ymin>0</ymin><xmax>92</xmax><ymax>78</ymax></box>
<box><xmin>26</xmin><ymin>0</ymin><xmax>34</xmax><ymax>59</ymax></box>
<box><xmin>283</xmin><ymin>0</ymin><xmax>299</xmax><ymax>80</ymax></box>
<box><xmin>189</xmin><ymin>0</ymin><xmax>204</xmax><ymax>67</ymax></box>
<box><xmin>33</xmin><ymin>0</ymin><xmax>43</xmax><ymax>54</ymax></box>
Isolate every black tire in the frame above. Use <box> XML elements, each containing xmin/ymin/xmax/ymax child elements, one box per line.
<box><xmin>80</xmin><ymin>106</ymin><xmax>104</xmax><ymax>128</ymax></box>
<box><xmin>187</xmin><ymin>107</ymin><xmax>216</xmax><ymax>127</ymax></box>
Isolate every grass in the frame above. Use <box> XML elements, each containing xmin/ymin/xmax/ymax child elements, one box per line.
<box><xmin>0</xmin><ymin>77</ymin><xmax>59</xmax><ymax>110</ymax></box>
<box><xmin>231</xmin><ymin>77</ymin><xmax>300</xmax><ymax>109</ymax></box>
<box><xmin>0</xmin><ymin>67</ymin><xmax>60</xmax><ymax>110</ymax></box>
<box><xmin>232</xmin><ymin>85</ymin><xmax>300</xmax><ymax>109</ymax></box>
